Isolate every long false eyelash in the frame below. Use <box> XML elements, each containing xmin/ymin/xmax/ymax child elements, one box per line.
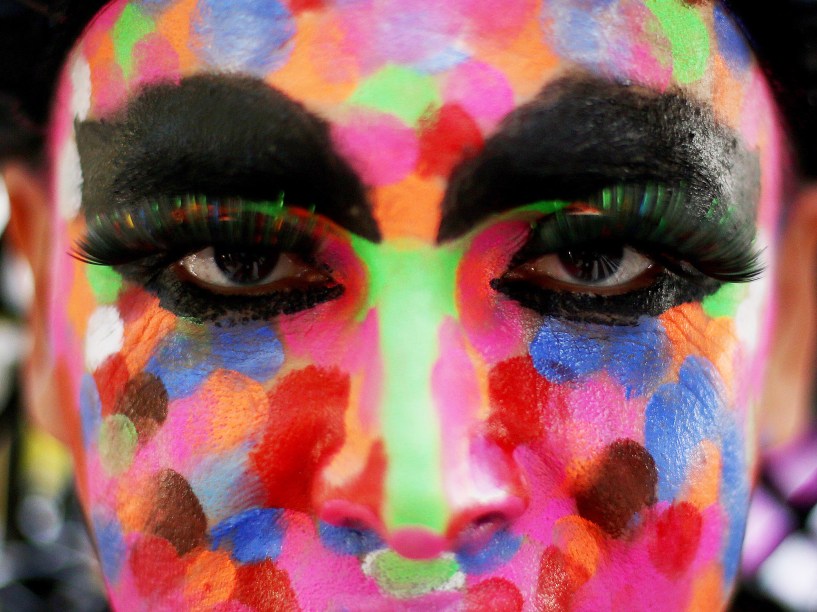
<box><xmin>71</xmin><ymin>193</ymin><xmax>322</xmax><ymax>266</ymax></box>
<box><xmin>518</xmin><ymin>182</ymin><xmax>765</xmax><ymax>283</ymax></box>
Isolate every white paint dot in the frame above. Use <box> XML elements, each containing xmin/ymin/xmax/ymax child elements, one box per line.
<box><xmin>69</xmin><ymin>54</ymin><xmax>92</xmax><ymax>122</ymax></box>
<box><xmin>85</xmin><ymin>306</ymin><xmax>124</xmax><ymax>372</ymax></box>
<box><xmin>56</xmin><ymin>136</ymin><xmax>83</xmax><ymax>221</ymax></box>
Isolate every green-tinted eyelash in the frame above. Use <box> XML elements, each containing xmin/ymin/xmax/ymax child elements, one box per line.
<box><xmin>519</xmin><ymin>182</ymin><xmax>765</xmax><ymax>283</ymax></box>
<box><xmin>72</xmin><ymin>193</ymin><xmax>320</xmax><ymax>266</ymax></box>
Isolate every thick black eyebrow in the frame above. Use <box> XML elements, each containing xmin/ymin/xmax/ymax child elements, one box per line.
<box><xmin>437</xmin><ymin>75</ymin><xmax>760</xmax><ymax>241</ymax></box>
<box><xmin>75</xmin><ymin>74</ymin><xmax>380</xmax><ymax>242</ymax></box>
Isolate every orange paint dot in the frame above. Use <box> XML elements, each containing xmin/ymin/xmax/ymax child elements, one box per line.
<box><xmin>686</xmin><ymin>563</ymin><xmax>723</xmax><ymax>611</ymax></box>
<box><xmin>270</xmin><ymin>12</ymin><xmax>359</xmax><ymax>106</ymax></box>
<box><xmin>373</xmin><ymin>173</ymin><xmax>443</xmax><ymax>241</ymax></box>
<box><xmin>184</xmin><ymin>550</ymin><xmax>237</xmax><ymax>610</ymax></box>
<box><xmin>685</xmin><ymin>440</ymin><xmax>722</xmax><ymax>509</ymax></box>
<box><xmin>120</xmin><ymin>290</ymin><xmax>177</xmax><ymax>375</ymax></box>
<box><xmin>202</xmin><ymin>370</ymin><xmax>269</xmax><ymax>453</ymax></box>
<box><xmin>551</xmin><ymin>515</ymin><xmax>604</xmax><ymax>577</ymax></box>
<box><xmin>156</xmin><ymin>0</ymin><xmax>199</xmax><ymax>72</ymax></box>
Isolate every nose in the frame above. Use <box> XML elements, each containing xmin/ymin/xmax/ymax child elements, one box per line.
<box><xmin>314</xmin><ymin>239</ymin><xmax>527</xmax><ymax>559</ymax></box>
<box><xmin>318</xmin><ymin>451</ymin><xmax>527</xmax><ymax>560</ymax></box>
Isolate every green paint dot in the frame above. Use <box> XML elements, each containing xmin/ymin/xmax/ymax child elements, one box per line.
<box><xmin>112</xmin><ymin>3</ymin><xmax>155</xmax><ymax>79</ymax></box>
<box><xmin>350</xmin><ymin>65</ymin><xmax>441</xmax><ymax>126</ymax></box>
<box><xmin>371</xmin><ymin>551</ymin><xmax>459</xmax><ymax>598</ymax></box>
<box><xmin>86</xmin><ymin>265</ymin><xmax>124</xmax><ymax>304</ymax></box>
<box><xmin>702</xmin><ymin>283</ymin><xmax>747</xmax><ymax>319</ymax></box>
<box><xmin>98</xmin><ymin>414</ymin><xmax>138</xmax><ymax>475</ymax></box>
<box><xmin>646</xmin><ymin>0</ymin><xmax>710</xmax><ymax>84</ymax></box>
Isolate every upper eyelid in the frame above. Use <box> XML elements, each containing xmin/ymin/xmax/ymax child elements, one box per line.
<box><xmin>72</xmin><ymin>195</ymin><xmax>336</xmax><ymax>267</ymax></box>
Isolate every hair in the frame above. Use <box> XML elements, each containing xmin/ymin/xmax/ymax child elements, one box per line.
<box><xmin>0</xmin><ymin>1</ymin><xmax>816</xmax><ymax>172</ymax></box>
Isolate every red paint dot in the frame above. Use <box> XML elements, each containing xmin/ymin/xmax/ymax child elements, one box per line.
<box><xmin>289</xmin><ymin>0</ymin><xmax>325</xmax><ymax>12</ymax></box>
<box><xmin>464</xmin><ymin>577</ymin><xmax>524</xmax><ymax>611</ymax></box>
<box><xmin>487</xmin><ymin>355</ymin><xmax>552</xmax><ymax>450</ymax></box>
<box><xmin>234</xmin><ymin>560</ymin><xmax>299</xmax><ymax>611</ymax></box>
<box><xmin>648</xmin><ymin>502</ymin><xmax>703</xmax><ymax>577</ymax></box>
<box><xmin>93</xmin><ymin>353</ymin><xmax>130</xmax><ymax>417</ymax></box>
<box><xmin>536</xmin><ymin>546</ymin><xmax>589</xmax><ymax>611</ymax></box>
<box><xmin>417</xmin><ymin>103</ymin><xmax>484</xmax><ymax>178</ymax></box>
<box><xmin>251</xmin><ymin>366</ymin><xmax>349</xmax><ymax>513</ymax></box>
<box><xmin>129</xmin><ymin>534</ymin><xmax>185</xmax><ymax>597</ymax></box>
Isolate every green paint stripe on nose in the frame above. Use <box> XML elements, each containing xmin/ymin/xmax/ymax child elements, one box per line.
<box><xmin>351</xmin><ymin>237</ymin><xmax>462</xmax><ymax>533</ymax></box>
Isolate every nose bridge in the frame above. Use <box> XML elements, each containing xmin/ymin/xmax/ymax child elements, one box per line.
<box><xmin>351</xmin><ymin>237</ymin><xmax>463</xmax><ymax>536</ymax></box>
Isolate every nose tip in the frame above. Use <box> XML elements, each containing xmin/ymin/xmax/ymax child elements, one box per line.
<box><xmin>318</xmin><ymin>496</ymin><xmax>527</xmax><ymax>560</ymax></box>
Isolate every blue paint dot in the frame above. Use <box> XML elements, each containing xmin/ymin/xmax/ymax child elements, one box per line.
<box><xmin>715</xmin><ymin>5</ymin><xmax>752</xmax><ymax>72</ymax></box>
<box><xmin>529</xmin><ymin>318</ymin><xmax>604</xmax><ymax>383</ymax></box>
<box><xmin>93</xmin><ymin>514</ymin><xmax>126</xmax><ymax>581</ymax></box>
<box><xmin>606</xmin><ymin>319</ymin><xmax>670</xmax><ymax>398</ymax></box>
<box><xmin>720</xmin><ymin>421</ymin><xmax>750</xmax><ymax>581</ymax></box>
<box><xmin>79</xmin><ymin>374</ymin><xmax>102</xmax><ymax>447</ymax></box>
<box><xmin>456</xmin><ymin>529</ymin><xmax>522</xmax><ymax>575</ymax></box>
<box><xmin>211</xmin><ymin>324</ymin><xmax>284</xmax><ymax>382</ymax></box>
<box><xmin>145</xmin><ymin>334</ymin><xmax>214</xmax><ymax>400</ymax></box>
<box><xmin>645</xmin><ymin>357</ymin><xmax>722</xmax><ymax>500</ymax></box>
<box><xmin>210</xmin><ymin>508</ymin><xmax>285</xmax><ymax>563</ymax></box>
<box><xmin>193</xmin><ymin>0</ymin><xmax>295</xmax><ymax>75</ymax></box>
<box><xmin>318</xmin><ymin>521</ymin><xmax>384</xmax><ymax>556</ymax></box>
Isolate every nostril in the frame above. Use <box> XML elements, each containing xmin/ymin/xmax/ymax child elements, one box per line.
<box><xmin>319</xmin><ymin>499</ymin><xmax>383</xmax><ymax>534</ymax></box>
<box><xmin>450</xmin><ymin>497</ymin><xmax>527</xmax><ymax>554</ymax></box>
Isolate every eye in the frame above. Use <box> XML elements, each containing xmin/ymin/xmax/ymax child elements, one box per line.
<box><xmin>176</xmin><ymin>246</ymin><xmax>332</xmax><ymax>295</ymax></box>
<box><xmin>503</xmin><ymin>243</ymin><xmax>661</xmax><ymax>295</ymax></box>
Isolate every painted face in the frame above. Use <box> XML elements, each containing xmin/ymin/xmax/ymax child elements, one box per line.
<box><xmin>46</xmin><ymin>0</ymin><xmax>786</xmax><ymax>609</ymax></box>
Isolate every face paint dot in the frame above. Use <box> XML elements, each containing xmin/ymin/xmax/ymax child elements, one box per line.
<box><xmin>455</xmin><ymin>528</ymin><xmax>522</xmax><ymax>574</ymax></box>
<box><xmin>574</xmin><ymin>438</ymin><xmax>658</xmax><ymax>537</ymax></box>
<box><xmin>233</xmin><ymin>560</ymin><xmax>298</xmax><ymax>611</ymax></box>
<box><xmin>487</xmin><ymin>355</ymin><xmax>551</xmax><ymax>450</ymax></box>
<box><xmin>129</xmin><ymin>534</ymin><xmax>185</xmax><ymax>597</ymax></box>
<box><xmin>210</xmin><ymin>508</ymin><xmax>285</xmax><ymax>564</ymax></box>
<box><xmin>702</xmin><ymin>283</ymin><xmax>747</xmax><ymax>319</ymax></box>
<box><xmin>183</xmin><ymin>549</ymin><xmax>237</xmax><ymax>608</ymax></box>
<box><xmin>112</xmin><ymin>3</ymin><xmax>155</xmax><ymax>80</ymax></box>
<box><xmin>85</xmin><ymin>306</ymin><xmax>124</xmax><ymax>372</ymax></box>
<box><xmin>529</xmin><ymin>318</ymin><xmax>603</xmax><ymax>383</ymax></box>
<box><xmin>645</xmin><ymin>0</ymin><xmax>710</xmax><ymax>84</ymax></box>
<box><xmin>86</xmin><ymin>265</ymin><xmax>124</xmax><ymax>304</ymax></box>
<box><xmin>648</xmin><ymin>502</ymin><xmax>703</xmax><ymax>577</ymax></box>
<box><xmin>193</xmin><ymin>0</ymin><xmax>295</xmax><ymax>74</ymax></box>
<box><xmin>365</xmin><ymin>550</ymin><xmax>462</xmax><ymax>598</ymax></box>
<box><xmin>93</xmin><ymin>512</ymin><xmax>126</xmax><ymax>582</ymax></box>
<box><xmin>417</xmin><ymin>103</ymin><xmax>484</xmax><ymax>179</ymax></box>
<box><xmin>318</xmin><ymin>521</ymin><xmax>384</xmax><ymax>557</ymax></box>
<box><xmin>114</xmin><ymin>371</ymin><xmax>168</xmax><ymax>440</ymax></box>
<box><xmin>147</xmin><ymin>469</ymin><xmax>208</xmax><ymax>555</ymax></box>
<box><xmin>79</xmin><ymin>373</ymin><xmax>102</xmax><ymax>447</ymax></box>
<box><xmin>349</xmin><ymin>65</ymin><xmax>441</xmax><ymax>126</ymax></box>
<box><xmin>57</xmin><ymin>135</ymin><xmax>83</xmax><ymax>220</ymax></box>
<box><xmin>536</xmin><ymin>546</ymin><xmax>587</xmax><ymax>610</ymax></box>
<box><xmin>464</xmin><ymin>577</ymin><xmax>524</xmax><ymax>612</ymax></box>
<box><xmin>98</xmin><ymin>414</ymin><xmax>138</xmax><ymax>475</ymax></box>
<box><xmin>332</xmin><ymin>112</ymin><xmax>419</xmax><ymax>186</ymax></box>
<box><xmin>69</xmin><ymin>53</ymin><xmax>92</xmax><ymax>121</ymax></box>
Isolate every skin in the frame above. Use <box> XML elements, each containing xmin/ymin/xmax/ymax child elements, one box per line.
<box><xmin>27</xmin><ymin>0</ymin><xmax>790</xmax><ymax>609</ymax></box>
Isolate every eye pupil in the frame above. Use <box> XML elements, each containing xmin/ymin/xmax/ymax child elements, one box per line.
<box><xmin>214</xmin><ymin>249</ymin><xmax>279</xmax><ymax>284</ymax></box>
<box><xmin>558</xmin><ymin>246</ymin><xmax>624</xmax><ymax>282</ymax></box>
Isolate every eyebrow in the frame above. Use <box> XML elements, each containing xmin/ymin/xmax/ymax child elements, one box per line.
<box><xmin>75</xmin><ymin>74</ymin><xmax>380</xmax><ymax>242</ymax></box>
<box><xmin>436</xmin><ymin>76</ymin><xmax>760</xmax><ymax>241</ymax></box>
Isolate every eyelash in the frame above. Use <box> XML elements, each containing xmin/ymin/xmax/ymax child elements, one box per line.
<box><xmin>493</xmin><ymin>182</ymin><xmax>764</xmax><ymax>323</ymax></box>
<box><xmin>73</xmin><ymin>194</ymin><xmax>343</xmax><ymax>322</ymax></box>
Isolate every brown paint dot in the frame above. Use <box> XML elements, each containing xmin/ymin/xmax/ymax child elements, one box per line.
<box><xmin>114</xmin><ymin>372</ymin><xmax>169</xmax><ymax>441</ymax></box>
<box><xmin>146</xmin><ymin>469</ymin><xmax>207</xmax><ymax>555</ymax></box>
<box><xmin>574</xmin><ymin>439</ymin><xmax>658</xmax><ymax>537</ymax></box>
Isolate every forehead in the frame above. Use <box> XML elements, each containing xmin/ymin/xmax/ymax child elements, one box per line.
<box><xmin>69</xmin><ymin>0</ymin><xmax>754</xmax><ymax>125</ymax></box>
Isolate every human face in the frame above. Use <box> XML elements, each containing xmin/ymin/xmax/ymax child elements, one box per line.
<box><xmin>46</xmin><ymin>0</ymin><xmax>785</xmax><ymax>609</ymax></box>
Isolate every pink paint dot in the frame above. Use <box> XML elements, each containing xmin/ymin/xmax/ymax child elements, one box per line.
<box><xmin>331</xmin><ymin>111</ymin><xmax>418</xmax><ymax>186</ymax></box>
<box><xmin>443</xmin><ymin>61</ymin><xmax>515</xmax><ymax>132</ymax></box>
<box><xmin>133</xmin><ymin>34</ymin><xmax>181</xmax><ymax>89</ymax></box>
<box><xmin>91</xmin><ymin>63</ymin><xmax>127</xmax><ymax>118</ymax></box>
